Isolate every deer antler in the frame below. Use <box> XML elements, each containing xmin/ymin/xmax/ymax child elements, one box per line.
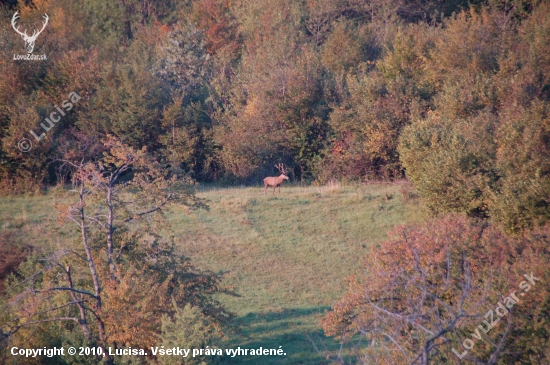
<box><xmin>31</xmin><ymin>14</ymin><xmax>49</xmax><ymax>40</ymax></box>
<box><xmin>11</xmin><ymin>12</ymin><xmax>48</xmax><ymax>40</ymax></box>
<box><xmin>11</xmin><ymin>11</ymin><xmax>29</xmax><ymax>38</ymax></box>
<box><xmin>274</xmin><ymin>163</ymin><xmax>286</xmax><ymax>174</ymax></box>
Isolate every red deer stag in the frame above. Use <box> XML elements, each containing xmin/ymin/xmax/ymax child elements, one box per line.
<box><xmin>263</xmin><ymin>163</ymin><xmax>289</xmax><ymax>195</ymax></box>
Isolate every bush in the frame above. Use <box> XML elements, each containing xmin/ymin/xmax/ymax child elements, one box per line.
<box><xmin>159</xmin><ymin>304</ymin><xmax>220</xmax><ymax>365</ymax></box>
<box><xmin>0</xmin><ymin>232</ymin><xmax>31</xmax><ymax>292</ymax></box>
<box><xmin>322</xmin><ymin>215</ymin><xmax>550</xmax><ymax>364</ymax></box>
<box><xmin>398</xmin><ymin>110</ymin><xmax>496</xmax><ymax>217</ymax></box>
<box><xmin>491</xmin><ymin>101</ymin><xmax>550</xmax><ymax>231</ymax></box>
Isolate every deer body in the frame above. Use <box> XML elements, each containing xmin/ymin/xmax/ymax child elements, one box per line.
<box><xmin>263</xmin><ymin>174</ymin><xmax>289</xmax><ymax>195</ymax></box>
<box><xmin>263</xmin><ymin>163</ymin><xmax>289</xmax><ymax>195</ymax></box>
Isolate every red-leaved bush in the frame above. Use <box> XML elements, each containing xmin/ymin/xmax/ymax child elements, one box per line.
<box><xmin>322</xmin><ymin>214</ymin><xmax>550</xmax><ymax>364</ymax></box>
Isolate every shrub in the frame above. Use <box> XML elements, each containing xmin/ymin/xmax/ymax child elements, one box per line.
<box><xmin>322</xmin><ymin>215</ymin><xmax>550</xmax><ymax>364</ymax></box>
<box><xmin>491</xmin><ymin>101</ymin><xmax>550</xmax><ymax>232</ymax></box>
<box><xmin>0</xmin><ymin>232</ymin><xmax>31</xmax><ymax>292</ymax></box>
<box><xmin>159</xmin><ymin>303</ymin><xmax>220</xmax><ymax>365</ymax></box>
<box><xmin>398</xmin><ymin>110</ymin><xmax>497</xmax><ymax>217</ymax></box>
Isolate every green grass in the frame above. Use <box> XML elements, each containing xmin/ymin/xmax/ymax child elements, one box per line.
<box><xmin>0</xmin><ymin>182</ymin><xmax>425</xmax><ymax>364</ymax></box>
<box><xmin>165</xmin><ymin>182</ymin><xmax>425</xmax><ymax>363</ymax></box>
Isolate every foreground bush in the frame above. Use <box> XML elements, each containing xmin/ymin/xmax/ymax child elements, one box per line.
<box><xmin>322</xmin><ymin>215</ymin><xmax>550</xmax><ymax>364</ymax></box>
<box><xmin>0</xmin><ymin>138</ymin><xmax>233</xmax><ymax>364</ymax></box>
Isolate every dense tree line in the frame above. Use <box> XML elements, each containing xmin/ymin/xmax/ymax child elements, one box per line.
<box><xmin>1</xmin><ymin>0</ymin><xmax>548</xmax><ymax>229</ymax></box>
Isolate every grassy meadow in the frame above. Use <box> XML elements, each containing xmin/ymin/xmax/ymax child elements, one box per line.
<box><xmin>0</xmin><ymin>182</ymin><xmax>425</xmax><ymax>364</ymax></box>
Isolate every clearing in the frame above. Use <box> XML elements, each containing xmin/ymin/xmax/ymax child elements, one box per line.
<box><xmin>0</xmin><ymin>182</ymin><xmax>424</xmax><ymax>364</ymax></box>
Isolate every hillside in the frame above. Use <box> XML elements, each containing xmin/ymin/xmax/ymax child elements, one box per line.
<box><xmin>0</xmin><ymin>182</ymin><xmax>424</xmax><ymax>364</ymax></box>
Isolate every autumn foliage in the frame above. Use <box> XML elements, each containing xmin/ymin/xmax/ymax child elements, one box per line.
<box><xmin>0</xmin><ymin>137</ymin><xmax>233</xmax><ymax>363</ymax></box>
<box><xmin>1</xmin><ymin>0</ymin><xmax>547</xmax><ymax>229</ymax></box>
<box><xmin>0</xmin><ymin>0</ymin><xmax>549</xmax><ymax>363</ymax></box>
<box><xmin>322</xmin><ymin>215</ymin><xmax>550</xmax><ymax>364</ymax></box>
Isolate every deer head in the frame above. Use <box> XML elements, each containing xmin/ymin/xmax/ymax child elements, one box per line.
<box><xmin>274</xmin><ymin>163</ymin><xmax>289</xmax><ymax>180</ymax></box>
<box><xmin>11</xmin><ymin>12</ymin><xmax>49</xmax><ymax>54</ymax></box>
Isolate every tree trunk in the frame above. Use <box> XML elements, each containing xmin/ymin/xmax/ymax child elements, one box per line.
<box><xmin>78</xmin><ymin>179</ymin><xmax>106</xmax><ymax>342</ymax></box>
<box><xmin>64</xmin><ymin>265</ymin><xmax>90</xmax><ymax>339</ymax></box>
<box><xmin>106</xmin><ymin>184</ymin><xmax>117</xmax><ymax>280</ymax></box>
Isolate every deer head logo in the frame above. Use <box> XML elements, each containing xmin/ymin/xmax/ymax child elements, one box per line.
<box><xmin>11</xmin><ymin>11</ymin><xmax>49</xmax><ymax>54</ymax></box>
